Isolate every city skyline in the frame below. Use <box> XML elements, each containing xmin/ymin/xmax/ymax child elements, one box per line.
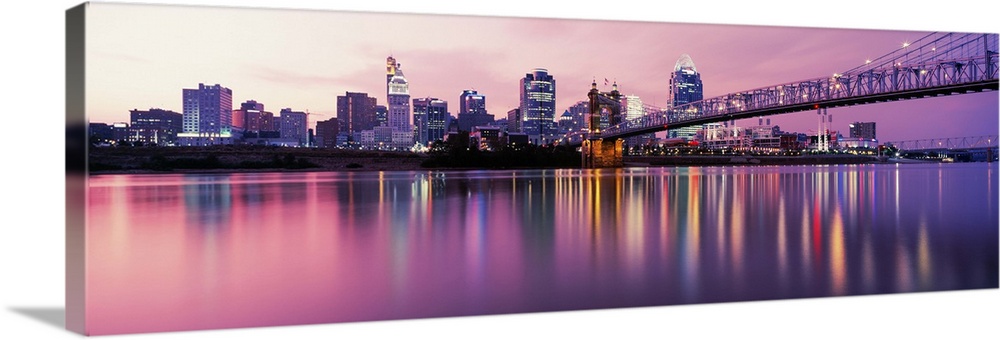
<box><xmin>86</xmin><ymin>3</ymin><xmax>997</xmax><ymax>143</ymax></box>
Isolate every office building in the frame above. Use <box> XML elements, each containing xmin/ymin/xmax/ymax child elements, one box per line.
<box><xmin>279</xmin><ymin>108</ymin><xmax>308</xmax><ymax>146</ymax></box>
<box><xmin>506</xmin><ymin>108</ymin><xmax>522</xmax><ymax>133</ymax></box>
<box><xmin>181</xmin><ymin>83</ymin><xmax>233</xmax><ymax>137</ymax></box>
<box><xmin>375</xmin><ymin>105</ymin><xmax>388</xmax><ymax>127</ymax></box>
<box><xmin>849</xmin><ymin>122</ymin><xmax>877</xmax><ymax>140</ymax></box>
<box><xmin>129</xmin><ymin>108</ymin><xmax>182</xmax><ymax>145</ymax></box>
<box><xmin>458</xmin><ymin>90</ymin><xmax>494</xmax><ymax>132</ymax></box>
<box><xmin>413</xmin><ymin>97</ymin><xmax>448</xmax><ymax>145</ymax></box>
<box><xmin>315</xmin><ymin>117</ymin><xmax>339</xmax><ymax>148</ymax></box>
<box><xmin>336</xmin><ymin>92</ymin><xmax>378</xmax><ymax>138</ymax></box>
<box><xmin>520</xmin><ymin>68</ymin><xmax>556</xmax><ymax>143</ymax></box>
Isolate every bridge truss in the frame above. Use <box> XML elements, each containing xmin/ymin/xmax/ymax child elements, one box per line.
<box><xmin>886</xmin><ymin>135</ymin><xmax>998</xmax><ymax>151</ymax></box>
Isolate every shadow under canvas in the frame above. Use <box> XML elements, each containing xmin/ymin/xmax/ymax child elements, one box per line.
<box><xmin>9</xmin><ymin>307</ymin><xmax>67</xmax><ymax>331</ymax></box>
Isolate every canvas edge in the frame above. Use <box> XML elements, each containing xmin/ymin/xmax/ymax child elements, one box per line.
<box><xmin>66</xmin><ymin>1</ymin><xmax>88</xmax><ymax>336</ymax></box>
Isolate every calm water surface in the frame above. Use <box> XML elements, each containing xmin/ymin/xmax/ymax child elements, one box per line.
<box><xmin>87</xmin><ymin>163</ymin><xmax>998</xmax><ymax>334</ymax></box>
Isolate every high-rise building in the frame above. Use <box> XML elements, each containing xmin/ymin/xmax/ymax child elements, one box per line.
<box><xmin>375</xmin><ymin>105</ymin><xmax>388</xmax><ymax>127</ymax></box>
<box><xmin>849</xmin><ymin>122</ymin><xmax>877</xmax><ymax>140</ymax></box>
<box><xmin>129</xmin><ymin>108</ymin><xmax>182</xmax><ymax>145</ymax></box>
<box><xmin>336</xmin><ymin>92</ymin><xmax>378</xmax><ymax>138</ymax></box>
<box><xmin>506</xmin><ymin>108</ymin><xmax>521</xmax><ymax>133</ymax></box>
<box><xmin>182</xmin><ymin>83</ymin><xmax>233</xmax><ymax>136</ymax></box>
<box><xmin>315</xmin><ymin>117</ymin><xmax>339</xmax><ymax>148</ymax></box>
<box><xmin>519</xmin><ymin>68</ymin><xmax>556</xmax><ymax>144</ymax></box>
<box><xmin>386</xmin><ymin>56</ymin><xmax>412</xmax><ymax>135</ymax></box>
<box><xmin>460</xmin><ymin>90</ymin><xmax>486</xmax><ymax>116</ymax></box>
<box><xmin>620</xmin><ymin>95</ymin><xmax>654</xmax><ymax>148</ymax></box>
<box><xmin>622</xmin><ymin>95</ymin><xmax>643</xmax><ymax>121</ymax></box>
<box><xmin>668</xmin><ymin>55</ymin><xmax>704</xmax><ymax>139</ymax></box>
<box><xmin>279</xmin><ymin>108</ymin><xmax>308</xmax><ymax>146</ymax></box>
<box><xmin>458</xmin><ymin>90</ymin><xmax>494</xmax><ymax>132</ymax></box>
<box><xmin>565</xmin><ymin>101</ymin><xmax>591</xmax><ymax>132</ymax></box>
<box><xmin>413</xmin><ymin>97</ymin><xmax>448</xmax><ymax>145</ymax></box>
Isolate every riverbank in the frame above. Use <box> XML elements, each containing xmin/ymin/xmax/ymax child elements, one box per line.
<box><xmin>87</xmin><ymin>146</ymin><xmax>896</xmax><ymax>175</ymax></box>
<box><xmin>88</xmin><ymin>146</ymin><xmax>428</xmax><ymax>174</ymax></box>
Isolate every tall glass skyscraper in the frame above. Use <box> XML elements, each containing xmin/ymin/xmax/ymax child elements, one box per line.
<box><xmin>182</xmin><ymin>83</ymin><xmax>233</xmax><ymax>136</ymax></box>
<box><xmin>520</xmin><ymin>68</ymin><xmax>556</xmax><ymax>143</ymax></box>
<box><xmin>412</xmin><ymin>97</ymin><xmax>448</xmax><ymax>145</ymax></box>
<box><xmin>668</xmin><ymin>54</ymin><xmax>703</xmax><ymax>139</ymax></box>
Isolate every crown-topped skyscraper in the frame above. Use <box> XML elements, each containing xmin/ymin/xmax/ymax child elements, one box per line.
<box><xmin>386</xmin><ymin>56</ymin><xmax>412</xmax><ymax>134</ymax></box>
<box><xmin>668</xmin><ymin>54</ymin><xmax>704</xmax><ymax>139</ymax></box>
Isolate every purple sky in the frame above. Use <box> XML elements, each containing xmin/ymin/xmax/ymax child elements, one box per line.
<box><xmin>87</xmin><ymin>3</ymin><xmax>998</xmax><ymax>142</ymax></box>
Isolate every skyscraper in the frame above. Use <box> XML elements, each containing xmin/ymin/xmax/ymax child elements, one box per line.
<box><xmin>622</xmin><ymin>95</ymin><xmax>643</xmax><ymax>121</ymax></box>
<box><xmin>507</xmin><ymin>108</ymin><xmax>521</xmax><ymax>133</ymax></box>
<box><xmin>336</xmin><ymin>92</ymin><xmax>377</xmax><ymax>137</ymax></box>
<box><xmin>520</xmin><ymin>68</ymin><xmax>556</xmax><ymax>144</ymax></box>
<box><xmin>458</xmin><ymin>90</ymin><xmax>494</xmax><ymax>132</ymax></box>
<box><xmin>182</xmin><ymin>83</ymin><xmax>233</xmax><ymax>136</ymax></box>
<box><xmin>620</xmin><ymin>95</ymin><xmax>653</xmax><ymax>147</ymax></box>
<box><xmin>279</xmin><ymin>108</ymin><xmax>308</xmax><ymax>146</ymax></box>
<box><xmin>413</xmin><ymin>97</ymin><xmax>448</xmax><ymax>145</ymax></box>
<box><xmin>668</xmin><ymin>55</ymin><xmax>704</xmax><ymax>139</ymax></box>
<box><xmin>386</xmin><ymin>56</ymin><xmax>412</xmax><ymax>135</ymax></box>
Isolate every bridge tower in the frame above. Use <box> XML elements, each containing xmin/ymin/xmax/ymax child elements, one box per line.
<box><xmin>582</xmin><ymin>80</ymin><xmax>625</xmax><ymax>168</ymax></box>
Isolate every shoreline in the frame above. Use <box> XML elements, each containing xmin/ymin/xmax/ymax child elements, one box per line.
<box><xmin>87</xmin><ymin>146</ymin><xmax>978</xmax><ymax>176</ymax></box>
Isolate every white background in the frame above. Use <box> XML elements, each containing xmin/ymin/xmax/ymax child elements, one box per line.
<box><xmin>1</xmin><ymin>0</ymin><xmax>997</xmax><ymax>339</ymax></box>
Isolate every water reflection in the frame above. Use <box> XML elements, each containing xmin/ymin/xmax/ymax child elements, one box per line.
<box><xmin>86</xmin><ymin>164</ymin><xmax>999</xmax><ymax>335</ymax></box>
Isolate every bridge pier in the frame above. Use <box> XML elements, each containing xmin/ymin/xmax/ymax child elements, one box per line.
<box><xmin>582</xmin><ymin>138</ymin><xmax>624</xmax><ymax>168</ymax></box>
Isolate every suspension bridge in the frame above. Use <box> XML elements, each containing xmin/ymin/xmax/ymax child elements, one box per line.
<box><xmin>567</xmin><ymin>32</ymin><xmax>998</xmax><ymax>167</ymax></box>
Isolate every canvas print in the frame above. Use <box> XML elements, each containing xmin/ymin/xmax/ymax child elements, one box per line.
<box><xmin>66</xmin><ymin>2</ymin><xmax>999</xmax><ymax>336</ymax></box>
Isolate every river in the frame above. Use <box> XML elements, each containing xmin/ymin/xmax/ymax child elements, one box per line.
<box><xmin>85</xmin><ymin>163</ymin><xmax>999</xmax><ymax>334</ymax></box>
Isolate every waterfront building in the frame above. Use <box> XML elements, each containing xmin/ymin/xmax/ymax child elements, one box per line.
<box><xmin>667</xmin><ymin>55</ymin><xmax>703</xmax><ymax>139</ymax></box>
<box><xmin>279</xmin><ymin>108</ymin><xmax>308</xmax><ymax>146</ymax></box>
<box><xmin>470</xmin><ymin>126</ymin><xmax>502</xmax><ymax>151</ymax></box>
<box><xmin>181</xmin><ymin>83</ymin><xmax>233</xmax><ymax>137</ymax></box>
<box><xmin>89</xmin><ymin>123</ymin><xmax>114</xmax><ymax>144</ymax></box>
<box><xmin>129</xmin><ymin>108</ymin><xmax>182</xmax><ymax>145</ymax></box>
<box><xmin>849</xmin><ymin>122</ymin><xmax>877</xmax><ymax>140</ymax></box>
<box><xmin>520</xmin><ymin>68</ymin><xmax>556</xmax><ymax>144</ymax></box>
<box><xmin>701</xmin><ymin>123</ymin><xmax>748</xmax><ymax>149</ymax></box>
<box><xmin>179</xmin><ymin>83</ymin><xmax>234</xmax><ymax>145</ymax></box>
